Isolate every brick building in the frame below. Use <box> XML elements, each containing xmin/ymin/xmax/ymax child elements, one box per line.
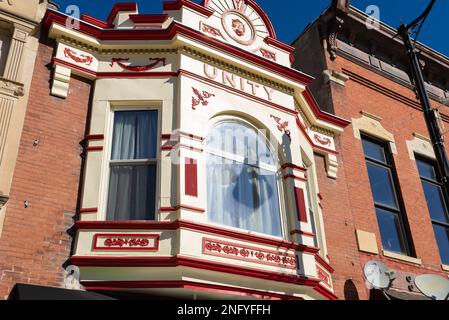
<box><xmin>292</xmin><ymin>0</ymin><xmax>449</xmax><ymax>299</ymax></box>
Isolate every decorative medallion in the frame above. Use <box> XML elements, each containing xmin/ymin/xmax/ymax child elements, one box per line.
<box><xmin>192</xmin><ymin>87</ymin><xmax>215</xmax><ymax>110</ymax></box>
<box><xmin>222</xmin><ymin>10</ymin><xmax>256</xmax><ymax>46</ymax></box>
<box><xmin>93</xmin><ymin>233</ymin><xmax>159</xmax><ymax>251</ymax></box>
<box><xmin>233</xmin><ymin>0</ymin><xmax>244</xmax><ymax>12</ymax></box>
<box><xmin>271</xmin><ymin>115</ymin><xmax>291</xmax><ymax>140</ymax></box>
<box><xmin>232</xmin><ymin>18</ymin><xmax>246</xmax><ymax>37</ymax></box>
<box><xmin>202</xmin><ymin>24</ymin><xmax>223</xmax><ymax>38</ymax></box>
<box><xmin>64</xmin><ymin>48</ymin><xmax>93</xmax><ymax>66</ymax></box>
<box><xmin>110</xmin><ymin>57</ymin><xmax>166</xmax><ymax>72</ymax></box>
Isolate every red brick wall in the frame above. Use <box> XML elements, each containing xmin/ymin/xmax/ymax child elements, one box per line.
<box><xmin>0</xmin><ymin>36</ymin><xmax>92</xmax><ymax>299</ymax></box>
<box><xmin>316</xmin><ymin>55</ymin><xmax>449</xmax><ymax>300</ymax></box>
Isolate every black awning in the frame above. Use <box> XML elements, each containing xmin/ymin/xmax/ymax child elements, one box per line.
<box><xmin>8</xmin><ymin>284</ymin><xmax>116</xmax><ymax>300</ymax></box>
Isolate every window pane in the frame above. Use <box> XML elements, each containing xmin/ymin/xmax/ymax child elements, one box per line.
<box><xmin>417</xmin><ymin>160</ymin><xmax>437</xmax><ymax>181</ymax></box>
<box><xmin>207</xmin><ymin>153</ymin><xmax>282</xmax><ymax>237</ymax></box>
<box><xmin>376</xmin><ymin>208</ymin><xmax>406</xmax><ymax>254</ymax></box>
<box><xmin>206</xmin><ymin>121</ymin><xmax>275</xmax><ymax>167</ymax></box>
<box><xmin>106</xmin><ymin>165</ymin><xmax>156</xmax><ymax>221</ymax></box>
<box><xmin>111</xmin><ymin>110</ymin><xmax>158</xmax><ymax>160</ymax></box>
<box><xmin>362</xmin><ymin>138</ymin><xmax>387</xmax><ymax>163</ymax></box>
<box><xmin>367</xmin><ymin>163</ymin><xmax>399</xmax><ymax>209</ymax></box>
<box><xmin>433</xmin><ymin>224</ymin><xmax>449</xmax><ymax>265</ymax></box>
<box><xmin>422</xmin><ymin>181</ymin><xmax>449</xmax><ymax>224</ymax></box>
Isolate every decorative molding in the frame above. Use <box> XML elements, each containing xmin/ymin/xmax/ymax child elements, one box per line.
<box><xmin>51</xmin><ymin>65</ymin><xmax>71</xmax><ymax>98</ymax></box>
<box><xmin>4</xmin><ymin>26</ymin><xmax>28</xmax><ymax>82</ymax></box>
<box><xmin>293</xmin><ymin>187</ymin><xmax>308</xmax><ymax>223</ymax></box>
<box><xmin>0</xmin><ymin>78</ymin><xmax>24</xmax><ymax>97</ymax></box>
<box><xmin>201</xmin><ymin>23</ymin><xmax>223</xmax><ymax>38</ymax></box>
<box><xmin>316</xmin><ymin>265</ymin><xmax>332</xmax><ymax>289</ymax></box>
<box><xmin>270</xmin><ymin>115</ymin><xmax>291</xmax><ymax>140</ymax></box>
<box><xmin>314</xmin><ymin>134</ymin><xmax>332</xmax><ymax>147</ymax></box>
<box><xmin>202</xmin><ymin>238</ymin><xmax>298</xmax><ymax>269</ymax></box>
<box><xmin>352</xmin><ymin>111</ymin><xmax>397</xmax><ymax>154</ymax></box>
<box><xmin>0</xmin><ymin>97</ymin><xmax>14</xmax><ymax>165</ymax></box>
<box><xmin>93</xmin><ymin>233</ymin><xmax>160</xmax><ymax>251</ymax></box>
<box><xmin>191</xmin><ymin>87</ymin><xmax>215</xmax><ymax>110</ymax></box>
<box><xmin>64</xmin><ymin>48</ymin><xmax>93</xmax><ymax>66</ymax></box>
<box><xmin>260</xmin><ymin>48</ymin><xmax>276</xmax><ymax>61</ymax></box>
<box><xmin>110</xmin><ymin>58</ymin><xmax>166</xmax><ymax>72</ymax></box>
<box><xmin>406</xmin><ymin>132</ymin><xmax>435</xmax><ymax>161</ymax></box>
<box><xmin>185</xmin><ymin>157</ymin><xmax>198</xmax><ymax>197</ymax></box>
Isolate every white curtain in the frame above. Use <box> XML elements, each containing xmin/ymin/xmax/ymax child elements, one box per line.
<box><xmin>206</xmin><ymin>122</ymin><xmax>282</xmax><ymax>237</ymax></box>
<box><xmin>106</xmin><ymin>110</ymin><xmax>158</xmax><ymax>221</ymax></box>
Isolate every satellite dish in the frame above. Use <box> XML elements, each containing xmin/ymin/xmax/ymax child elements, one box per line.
<box><xmin>364</xmin><ymin>261</ymin><xmax>396</xmax><ymax>290</ymax></box>
<box><xmin>414</xmin><ymin>274</ymin><xmax>449</xmax><ymax>300</ymax></box>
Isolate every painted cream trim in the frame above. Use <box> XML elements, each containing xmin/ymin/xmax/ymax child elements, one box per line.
<box><xmin>356</xmin><ymin>229</ymin><xmax>379</xmax><ymax>255</ymax></box>
<box><xmin>442</xmin><ymin>264</ymin><xmax>449</xmax><ymax>272</ymax></box>
<box><xmin>352</xmin><ymin>111</ymin><xmax>397</xmax><ymax>154</ymax></box>
<box><xmin>0</xmin><ymin>198</ymin><xmax>7</xmax><ymax>238</ymax></box>
<box><xmin>406</xmin><ymin>132</ymin><xmax>435</xmax><ymax>161</ymax></box>
<box><xmin>323</xmin><ymin>69</ymin><xmax>349</xmax><ymax>86</ymax></box>
<box><xmin>383</xmin><ymin>250</ymin><xmax>422</xmax><ymax>265</ymax></box>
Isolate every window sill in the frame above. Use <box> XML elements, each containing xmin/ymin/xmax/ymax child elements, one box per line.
<box><xmin>442</xmin><ymin>264</ymin><xmax>449</xmax><ymax>272</ymax></box>
<box><xmin>383</xmin><ymin>250</ymin><xmax>422</xmax><ymax>266</ymax></box>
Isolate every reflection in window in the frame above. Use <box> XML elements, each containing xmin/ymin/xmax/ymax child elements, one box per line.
<box><xmin>417</xmin><ymin>158</ymin><xmax>449</xmax><ymax>265</ymax></box>
<box><xmin>362</xmin><ymin>136</ymin><xmax>412</xmax><ymax>255</ymax></box>
<box><xmin>106</xmin><ymin>110</ymin><xmax>158</xmax><ymax>221</ymax></box>
<box><xmin>206</xmin><ymin>121</ymin><xmax>282</xmax><ymax>237</ymax></box>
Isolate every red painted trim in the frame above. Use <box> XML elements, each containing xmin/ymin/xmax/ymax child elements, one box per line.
<box><xmin>86</xmin><ymin>146</ymin><xmax>103</xmax><ymax>152</ymax></box>
<box><xmin>85</xmin><ymin>134</ymin><xmax>104</xmax><ymax>141</ymax></box>
<box><xmin>160</xmin><ymin>143</ymin><xmax>203</xmax><ymax>153</ymax></box>
<box><xmin>81</xmin><ymin>14</ymin><xmax>113</xmax><ymax>29</ymax></box>
<box><xmin>107</xmin><ymin>2</ymin><xmax>138</xmax><ymax>25</ymax></box>
<box><xmin>76</xmin><ymin>220</ymin><xmax>179</xmax><ymax>230</ymax></box>
<box><xmin>92</xmin><ymin>233</ymin><xmax>160</xmax><ymax>251</ymax></box>
<box><xmin>283</xmin><ymin>174</ymin><xmax>307</xmax><ymax>182</ymax></box>
<box><xmin>163</xmin><ymin>0</ymin><xmax>214</xmax><ymax>17</ymax></box>
<box><xmin>202</xmin><ymin>237</ymin><xmax>298</xmax><ymax>269</ymax></box>
<box><xmin>160</xmin><ymin>205</ymin><xmax>205</xmax><ymax>213</ymax></box>
<box><xmin>315</xmin><ymin>255</ymin><xmax>335</xmax><ymax>273</ymax></box>
<box><xmin>302</xmin><ymin>89</ymin><xmax>350</xmax><ymax>128</ymax></box>
<box><xmin>74</xmin><ymin>219</ymin><xmax>320</xmax><ymax>254</ymax></box>
<box><xmin>44</xmin><ymin>11</ymin><xmax>313</xmax><ymax>86</ymax></box>
<box><xmin>314</xmin><ymin>284</ymin><xmax>338</xmax><ymax>300</ymax></box>
<box><xmin>290</xmin><ymin>230</ymin><xmax>316</xmax><ymax>237</ymax></box>
<box><xmin>79</xmin><ymin>208</ymin><xmax>98</xmax><ymax>214</ymax></box>
<box><xmin>81</xmin><ymin>280</ymin><xmax>302</xmax><ymax>300</ymax></box>
<box><xmin>264</xmin><ymin>37</ymin><xmax>294</xmax><ymax>53</ymax></box>
<box><xmin>294</xmin><ymin>188</ymin><xmax>308</xmax><ymax>223</ymax></box>
<box><xmin>281</xmin><ymin>163</ymin><xmax>307</xmax><ymax>172</ymax></box>
<box><xmin>70</xmin><ymin>255</ymin><xmax>320</xmax><ymax>287</ymax></box>
<box><xmin>53</xmin><ymin>58</ymin><xmax>179</xmax><ymax>79</ymax></box>
<box><xmin>129</xmin><ymin>14</ymin><xmax>169</xmax><ymax>24</ymax></box>
<box><xmin>185</xmin><ymin>157</ymin><xmax>198</xmax><ymax>197</ymax></box>
<box><xmin>162</xmin><ymin>131</ymin><xmax>205</xmax><ymax>142</ymax></box>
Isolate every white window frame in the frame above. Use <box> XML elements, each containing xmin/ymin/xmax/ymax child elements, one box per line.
<box><xmin>98</xmin><ymin>103</ymin><xmax>162</xmax><ymax>222</ymax></box>
<box><xmin>204</xmin><ymin>116</ymin><xmax>287</xmax><ymax>240</ymax></box>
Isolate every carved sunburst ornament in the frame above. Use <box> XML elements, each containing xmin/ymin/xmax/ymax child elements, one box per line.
<box><xmin>204</xmin><ymin>0</ymin><xmax>270</xmax><ymax>46</ymax></box>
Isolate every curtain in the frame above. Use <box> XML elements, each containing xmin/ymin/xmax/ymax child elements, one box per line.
<box><xmin>206</xmin><ymin>122</ymin><xmax>282</xmax><ymax>237</ymax></box>
<box><xmin>106</xmin><ymin>110</ymin><xmax>158</xmax><ymax>221</ymax></box>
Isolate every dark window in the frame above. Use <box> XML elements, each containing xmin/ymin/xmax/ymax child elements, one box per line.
<box><xmin>417</xmin><ymin>158</ymin><xmax>449</xmax><ymax>265</ymax></box>
<box><xmin>362</xmin><ymin>136</ymin><xmax>412</xmax><ymax>255</ymax></box>
<box><xmin>106</xmin><ymin>110</ymin><xmax>158</xmax><ymax>221</ymax></box>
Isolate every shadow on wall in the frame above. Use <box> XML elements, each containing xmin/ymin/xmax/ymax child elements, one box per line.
<box><xmin>344</xmin><ymin>279</ymin><xmax>360</xmax><ymax>300</ymax></box>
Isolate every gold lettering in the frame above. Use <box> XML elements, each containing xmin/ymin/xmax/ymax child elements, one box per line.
<box><xmin>263</xmin><ymin>86</ymin><xmax>274</xmax><ymax>101</ymax></box>
<box><xmin>222</xmin><ymin>71</ymin><xmax>236</xmax><ymax>88</ymax></box>
<box><xmin>247</xmin><ymin>80</ymin><xmax>260</xmax><ymax>95</ymax></box>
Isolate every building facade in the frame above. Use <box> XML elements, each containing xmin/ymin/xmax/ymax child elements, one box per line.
<box><xmin>292</xmin><ymin>0</ymin><xmax>449</xmax><ymax>300</ymax></box>
<box><xmin>0</xmin><ymin>0</ymin><xmax>351</xmax><ymax>300</ymax></box>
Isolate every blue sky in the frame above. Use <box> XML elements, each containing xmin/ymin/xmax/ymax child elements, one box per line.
<box><xmin>53</xmin><ymin>0</ymin><xmax>449</xmax><ymax>57</ymax></box>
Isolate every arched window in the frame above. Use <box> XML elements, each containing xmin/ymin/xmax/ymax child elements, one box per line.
<box><xmin>206</xmin><ymin>120</ymin><xmax>282</xmax><ymax>237</ymax></box>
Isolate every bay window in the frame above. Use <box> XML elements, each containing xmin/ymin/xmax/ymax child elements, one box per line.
<box><xmin>106</xmin><ymin>110</ymin><xmax>158</xmax><ymax>221</ymax></box>
<box><xmin>206</xmin><ymin>121</ymin><xmax>283</xmax><ymax>237</ymax></box>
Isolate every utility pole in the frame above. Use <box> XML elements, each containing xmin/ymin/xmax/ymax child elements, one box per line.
<box><xmin>398</xmin><ymin>0</ymin><xmax>449</xmax><ymax>196</ymax></box>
